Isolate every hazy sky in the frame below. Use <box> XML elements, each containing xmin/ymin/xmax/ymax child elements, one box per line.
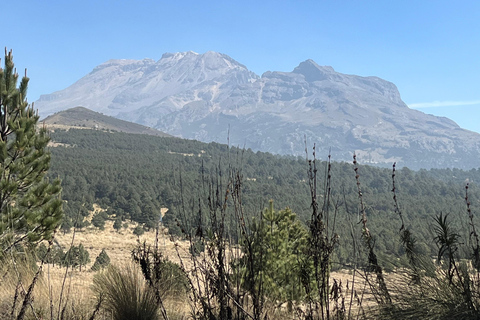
<box><xmin>3</xmin><ymin>1</ymin><xmax>480</xmax><ymax>132</ymax></box>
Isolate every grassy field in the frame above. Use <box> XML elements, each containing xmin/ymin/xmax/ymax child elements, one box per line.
<box><xmin>1</xmin><ymin>205</ymin><xmax>195</xmax><ymax>319</ymax></box>
<box><xmin>1</xmin><ymin>205</ymin><xmax>379</xmax><ymax>320</ymax></box>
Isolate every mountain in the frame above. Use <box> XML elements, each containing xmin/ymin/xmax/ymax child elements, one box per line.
<box><xmin>35</xmin><ymin>51</ymin><xmax>480</xmax><ymax>169</ymax></box>
<box><xmin>42</xmin><ymin>107</ymin><xmax>172</xmax><ymax>137</ymax></box>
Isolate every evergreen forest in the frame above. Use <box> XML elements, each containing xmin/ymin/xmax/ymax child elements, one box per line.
<box><xmin>48</xmin><ymin>128</ymin><xmax>480</xmax><ymax>268</ymax></box>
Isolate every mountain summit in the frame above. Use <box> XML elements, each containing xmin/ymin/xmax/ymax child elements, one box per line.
<box><xmin>35</xmin><ymin>51</ymin><xmax>480</xmax><ymax>169</ymax></box>
<box><xmin>292</xmin><ymin>59</ymin><xmax>339</xmax><ymax>82</ymax></box>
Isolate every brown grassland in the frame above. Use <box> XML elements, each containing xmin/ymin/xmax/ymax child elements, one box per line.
<box><xmin>0</xmin><ymin>209</ymin><xmax>193</xmax><ymax>319</ymax></box>
<box><xmin>1</xmin><ymin>207</ymin><xmax>376</xmax><ymax>320</ymax></box>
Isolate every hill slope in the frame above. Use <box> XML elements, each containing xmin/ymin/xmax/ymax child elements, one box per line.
<box><xmin>35</xmin><ymin>51</ymin><xmax>480</xmax><ymax>169</ymax></box>
<box><xmin>42</xmin><ymin>107</ymin><xmax>172</xmax><ymax>137</ymax></box>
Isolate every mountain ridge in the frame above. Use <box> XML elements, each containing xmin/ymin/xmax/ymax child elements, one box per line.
<box><xmin>35</xmin><ymin>51</ymin><xmax>479</xmax><ymax>169</ymax></box>
<box><xmin>42</xmin><ymin>107</ymin><xmax>172</xmax><ymax>137</ymax></box>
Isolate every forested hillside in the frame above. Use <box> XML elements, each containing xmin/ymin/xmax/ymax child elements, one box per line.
<box><xmin>48</xmin><ymin>129</ymin><xmax>480</xmax><ymax>266</ymax></box>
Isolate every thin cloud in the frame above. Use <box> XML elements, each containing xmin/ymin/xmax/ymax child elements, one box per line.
<box><xmin>409</xmin><ymin>100</ymin><xmax>480</xmax><ymax>109</ymax></box>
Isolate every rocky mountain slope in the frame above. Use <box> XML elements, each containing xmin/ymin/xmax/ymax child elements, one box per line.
<box><xmin>35</xmin><ymin>51</ymin><xmax>480</xmax><ymax>169</ymax></box>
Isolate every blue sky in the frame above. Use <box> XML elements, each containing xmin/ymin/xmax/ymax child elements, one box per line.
<box><xmin>3</xmin><ymin>1</ymin><xmax>480</xmax><ymax>132</ymax></box>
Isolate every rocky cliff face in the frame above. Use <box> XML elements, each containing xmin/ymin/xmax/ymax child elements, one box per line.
<box><xmin>35</xmin><ymin>51</ymin><xmax>480</xmax><ymax>169</ymax></box>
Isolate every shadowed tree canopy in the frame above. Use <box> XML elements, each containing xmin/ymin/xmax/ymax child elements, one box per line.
<box><xmin>0</xmin><ymin>49</ymin><xmax>63</xmax><ymax>253</ymax></box>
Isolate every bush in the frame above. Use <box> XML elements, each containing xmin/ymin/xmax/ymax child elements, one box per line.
<box><xmin>113</xmin><ymin>218</ymin><xmax>122</xmax><ymax>231</ymax></box>
<box><xmin>153</xmin><ymin>259</ymin><xmax>189</xmax><ymax>298</ymax></box>
<box><xmin>133</xmin><ymin>225</ymin><xmax>145</xmax><ymax>237</ymax></box>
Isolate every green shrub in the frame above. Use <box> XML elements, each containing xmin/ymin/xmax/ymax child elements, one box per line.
<box><xmin>133</xmin><ymin>225</ymin><xmax>145</xmax><ymax>237</ymax></box>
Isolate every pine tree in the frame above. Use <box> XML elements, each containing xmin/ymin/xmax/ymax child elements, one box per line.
<box><xmin>53</xmin><ymin>246</ymin><xmax>65</xmax><ymax>267</ymax></box>
<box><xmin>113</xmin><ymin>217</ymin><xmax>122</xmax><ymax>232</ymax></box>
<box><xmin>91</xmin><ymin>248</ymin><xmax>110</xmax><ymax>271</ymax></box>
<box><xmin>62</xmin><ymin>244</ymin><xmax>90</xmax><ymax>270</ymax></box>
<box><xmin>60</xmin><ymin>216</ymin><xmax>73</xmax><ymax>234</ymax></box>
<box><xmin>91</xmin><ymin>211</ymin><xmax>106</xmax><ymax>230</ymax></box>
<box><xmin>62</xmin><ymin>246</ymin><xmax>78</xmax><ymax>268</ymax></box>
<box><xmin>239</xmin><ymin>201</ymin><xmax>309</xmax><ymax>306</ymax></box>
<box><xmin>77</xmin><ymin>243</ymin><xmax>90</xmax><ymax>271</ymax></box>
<box><xmin>0</xmin><ymin>49</ymin><xmax>63</xmax><ymax>253</ymax></box>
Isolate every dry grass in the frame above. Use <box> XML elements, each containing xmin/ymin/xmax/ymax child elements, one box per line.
<box><xmin>0</xmin><ymin>206</ymin><xmax>194</xmax><ymax>319</ymax></box>
<box><xmin>0</xmin><ymin>209</ymin><xmax>380</xmax><ymax>320</ymax></box>
<box><xmin>0</xmin><ymin>257</ymin><xmax>96</xmax><ymax>319</ymax></box>
<box><xmin>55</xmin><ymin>207</ymin><xmax>191</xmax><ymax>271</ymax></box>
